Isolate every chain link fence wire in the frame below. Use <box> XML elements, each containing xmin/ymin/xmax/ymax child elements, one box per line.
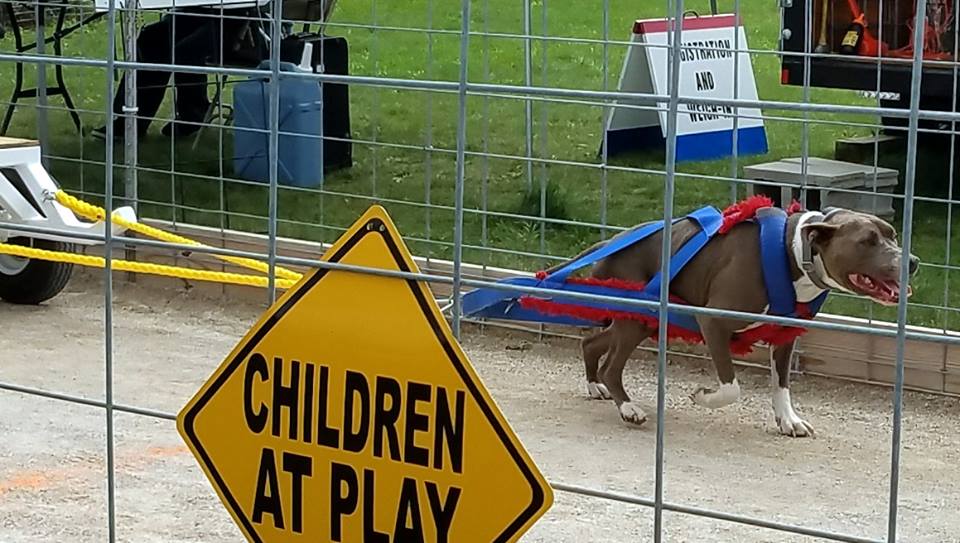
<box><xmin>0</xmin><ymin>0</ymin><xmax>956</xmax><ymax>540</ymax></box>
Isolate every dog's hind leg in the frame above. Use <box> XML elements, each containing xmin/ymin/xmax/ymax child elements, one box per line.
<box><xmin>770</xmin><ymin>341</ymin><xmax>814</xmax><ymax>437</ymax></box>
<box><xmin>690</xmin><ymin>317</ymin><xmax>741</xmax><ymax>409</ymax></box>
<box><xmin>599</xmin><ymin>320</ymin><xmax>653</xmax><ymax>425</ymax></box>
<box><xmin>582</xmin><ymin>325</ymin><xmax>613</xmax><ymax>399</ymax></box>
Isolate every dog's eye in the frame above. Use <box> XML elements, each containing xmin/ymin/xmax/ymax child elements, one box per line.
<box><xmin>860</xmin><ymin>231</ymin><xmax>880</xmax><ymax>246</ymax></box>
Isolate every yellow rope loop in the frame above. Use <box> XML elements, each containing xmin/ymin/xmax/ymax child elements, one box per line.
<box><xmin>0</xmin><ymin>243</ymin><xmax>298</xmax><ymax>290</ymax></box>
<box><xmin>53</xmin><ymin>190</ymin><xmax>304</xmax><ymax>282</ymax></box>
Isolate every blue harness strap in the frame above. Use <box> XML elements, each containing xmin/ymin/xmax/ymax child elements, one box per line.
<box><xmin>544</xmin><ymin>205</ymin><xmax>718</xmax><ymax>283</ymax></box>
<box><xmin>757</xmin><ymin>207</ymin><xmax>829</xmax><ymax>318</ymax></box>
<box><xmin>463</xmin><ymin>206</ymin><xmax>721</xmax><ymax>331</ymax></box>
<box><xmin>757</xmin><ymin>207</ymin><xmax>796</xmax><ymax>317</ymax></box>
<box><xmin>544</xmin><ymin>222</ymin><xmax>665</xmax><ymax>283</ymax></box>
<box><xmin>461</xmin><ymin>204</ymin><xmax>829</xmax><ymax>332</ymax></box>
<box><xmin>524</xmin><ymin>275</ymin><xmax>701</xmax><ymax>332</ymax></box>
<box><xmin>460</xmin><ymin>276</ymin><xmax>602</xmax><ymax>327</ymax></box>
<box><xmin>643</xmin><ymin>206</ymin><xmax>723</xmax><ymax>296</ymax></box>
<box><xmin>461</xmin><ymin>286</ymin><xmax>600</xmax><ymax>327</ymax></box>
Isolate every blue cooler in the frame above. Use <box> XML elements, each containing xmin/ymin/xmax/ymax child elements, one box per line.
<box><xmin>232</xmin><ymin>57</ymin><xmax>324</xmax><ymax>188</ymax></box>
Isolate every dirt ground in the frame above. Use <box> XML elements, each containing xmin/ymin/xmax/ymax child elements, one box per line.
<box><xmin>1</xmin><ymin>277</ymin><xmax>959</xmax><ymax>543</ymax></box>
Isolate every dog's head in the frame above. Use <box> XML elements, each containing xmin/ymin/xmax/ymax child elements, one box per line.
<box><xmin>801</xmin><ymin>208</ymin><xmax>919</xmax><ymax>306</ymax></box>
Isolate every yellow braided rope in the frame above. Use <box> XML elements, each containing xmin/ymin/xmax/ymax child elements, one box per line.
<box><xmin>0</xmin><ymin>243</ymin><xmax>298</xmax><ymax>290</ymax></box>
<box><xmin>53</xmin><ymin>190</ymin><xmax>304</xmax><ymax>282</ymax></box>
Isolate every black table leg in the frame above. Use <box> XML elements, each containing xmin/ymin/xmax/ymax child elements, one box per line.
<box><xmin>1</xmin><ymin>2</ymin><xmax>26</xmax><ymax>135</ymax></box>
<box><xmin>52</xmin><ymin>4</ymin><xmax>81</xmax><ymax>132</ymax></box>
<box><xmin>1</xmin><ymin>0</ymin><xmax>89</xmax><ymax>136</ymax></box>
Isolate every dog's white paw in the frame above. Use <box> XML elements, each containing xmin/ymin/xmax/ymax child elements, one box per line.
<box><xmin>618</xmin><ymin>402</ymin><xmax>647</xmax><ymax>426</ymax></box>
<box><xmin>689</xmin><ymin>380</ymin><xmax>740</xmax><ymax>409</ymax></box>
<box><xmin>586</xmin><ymin>381</ymin><xmax>612</xmax><ymax>400</ymax></box>
<box><xmin>773</xmin><ymin>387</ymin><xmax>815</xmax><ymax>438</ymax></box>
<box><xmin>776</xmin><ymin>414</ymin><xmax>815</xmax><ymax>438</ymax></box>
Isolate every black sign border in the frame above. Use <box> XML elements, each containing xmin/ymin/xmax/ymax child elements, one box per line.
<box><xmin>182</xmin><ymin>218</ymin><xmax>547</xmax><ymax>543</ymax></box>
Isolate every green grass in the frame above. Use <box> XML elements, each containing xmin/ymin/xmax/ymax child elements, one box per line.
<box><xmin>2</xmin><ymin>0</ymin><xmax>960</xmax><ymax>328</ymax></box>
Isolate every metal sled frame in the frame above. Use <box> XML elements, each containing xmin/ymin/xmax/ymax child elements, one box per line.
<box><xmin>0</xmin><ymin>137</ymin><xmax>135</xmax><ymax>246</ymax></box>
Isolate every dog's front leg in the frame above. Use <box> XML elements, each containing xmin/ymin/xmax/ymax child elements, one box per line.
<box><xmin>690</xmin><ymin>318</ymin><xmax>741</xmax><ymax>408</ymax></box>
<box><xmin>770</xmin><ymin>342</ymin><xmax>815</xmax><ymax>437</ymax></box>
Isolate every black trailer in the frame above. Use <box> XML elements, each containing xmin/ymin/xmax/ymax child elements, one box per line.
<box><xmin>780</xmin><ymin>0</ymin><xmax>958</xmax><ymax>129</ymax></box>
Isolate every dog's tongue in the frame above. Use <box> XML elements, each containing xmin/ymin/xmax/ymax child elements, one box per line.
<box><xmin>878</xmin><ymin>280</ymin><xmax>899</xmax><ymax>302</ymax></box>
<box><xmin>851</xmin><ymin>274</ymin><xmax>911</xmax><ymax>305</ymax></box>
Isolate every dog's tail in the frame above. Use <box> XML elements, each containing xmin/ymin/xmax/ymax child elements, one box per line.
<box><xmin>539</xmin><ymin>238</ymin><xmax>609</xmax><ymax>277</ymax></box>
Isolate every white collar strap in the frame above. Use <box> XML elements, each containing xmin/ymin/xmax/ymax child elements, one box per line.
<box><xmin>791</xmin><ymin>211</ymin><xmax>852</xmax><ymax>300</ymax></box>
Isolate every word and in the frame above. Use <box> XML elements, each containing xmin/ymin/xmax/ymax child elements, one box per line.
<box><xmin>695</xmin><ymin>70</ymin><xmax>716</xmax><ymax>91</ymax></box>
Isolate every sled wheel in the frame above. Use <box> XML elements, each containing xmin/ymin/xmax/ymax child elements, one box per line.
<box><xmin>0</xmin><ymin>237</ymin><xmax>74</xmax><ymax>304</ymax></box>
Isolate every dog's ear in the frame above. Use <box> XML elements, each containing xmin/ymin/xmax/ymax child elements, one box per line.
<box><xmin>801</xmin><ymin>222</ymin><xmax>840</xmax><ymax>249</ymax></box>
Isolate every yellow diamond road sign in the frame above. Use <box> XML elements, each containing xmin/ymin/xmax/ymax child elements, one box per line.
<box><xmin>177</xmin><ymin>205</ymin><xmax>553</xmax><ymax>543</ymax></box>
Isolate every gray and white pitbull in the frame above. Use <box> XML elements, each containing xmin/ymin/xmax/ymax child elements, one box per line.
<box><xmin>546</xmin><ymin>207</ymin><xmax>918</xmax><ymax>437</ymax></box>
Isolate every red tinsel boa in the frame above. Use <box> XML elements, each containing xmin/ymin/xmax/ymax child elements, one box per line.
<box><xmin>522</xmin><ymin>196</ymin><xmax>811</xmax><ymax>355</ymax></box>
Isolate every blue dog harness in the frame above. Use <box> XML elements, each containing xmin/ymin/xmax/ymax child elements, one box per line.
<box><xmin>461</xmin><ymin>205</ymin><xmax>829</xmax><ymax>338</ymax></box>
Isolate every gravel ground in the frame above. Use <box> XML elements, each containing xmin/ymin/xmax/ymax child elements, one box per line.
<box><xmin>1</xmin><ymin>277</ymin><xmax>959</xmax><ymax>542</ymax></box>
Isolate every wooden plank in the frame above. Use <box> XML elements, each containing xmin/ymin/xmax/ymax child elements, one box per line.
<box><xmin>0</xmin><ymin>136</ymin><xmax>38</xmax><ymax>149</ymax></box>
<box><xmin>944</xmin><ymin>343</ymin><xmax>960</xmax><ymax>395</ymax></box>
<box><xmin>834</xmin><ymin>134</ymin><xmax>903</xmax><ymax>166</ymax></box>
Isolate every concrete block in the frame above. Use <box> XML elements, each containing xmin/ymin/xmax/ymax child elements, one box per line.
<box><xmin>823</xmin><ymin>189</ymin><xmax>896</xmax><ymax>220</ymax></box>
<box><xmin>743</xmin><ymin>157</ymin><xmax>899</xmax><ymax>219</ymax></box>
<box><xmin>781</xmin><ymin>157</ymin><xmax>898</xmax><ymax>188</ymax></box>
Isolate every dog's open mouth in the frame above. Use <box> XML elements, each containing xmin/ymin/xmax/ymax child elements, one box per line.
<box><xmin>848</xmin><ymin>273</ymin><xmax>912</xmax><ymax>305</ymax></box>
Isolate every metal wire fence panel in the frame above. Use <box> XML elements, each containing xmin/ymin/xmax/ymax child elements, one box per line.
<box><xmin>0</xmin><ymin>0</ymin><xmax>957</xmax><ymax>540</ymax></box>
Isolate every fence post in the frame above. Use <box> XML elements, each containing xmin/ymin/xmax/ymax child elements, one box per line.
<box><xmin>654</xmin><ymin>0</ymin><xmax>686</xmax><ymax>540</ymax></box>
<box><xmin>887</xmin><ymin>0</ymin><xmax>928</xmax><ymax>541</ymax></box>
